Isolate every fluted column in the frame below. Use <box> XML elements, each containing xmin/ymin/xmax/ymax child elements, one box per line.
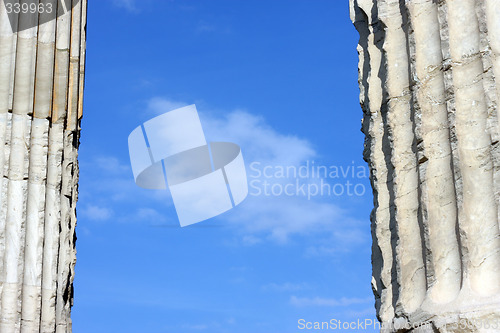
<box><xmin>0</xmin><ymin>1</ymin><xmax>87</xmax><ymax>332</ymax></box>
<box><xmin>351</xmin><ymin>0</ymin><xmax>500</xmax><ymax>331</ymax></box>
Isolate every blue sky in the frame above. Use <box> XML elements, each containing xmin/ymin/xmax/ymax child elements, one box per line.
<box><xmin>73</xmin><ymin>1</ymin><xmax>378</xmax><ymax>332</ymax></box>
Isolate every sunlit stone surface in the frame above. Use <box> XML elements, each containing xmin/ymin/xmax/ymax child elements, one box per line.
<box><xmin>351</xmin><ymin>0</ymin><xmax>500</xmax><ymax>331</ymax></box>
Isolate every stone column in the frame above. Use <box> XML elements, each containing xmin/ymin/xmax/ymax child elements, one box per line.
<box><xmin>351</xmin><ymin>0</ymin><xmax>500</xmax><ymax>331</ymax></box>
<box><xmin>0</xmin><ymin>0</ymin><xmax>87</xmax><ymax>332</ymax></box>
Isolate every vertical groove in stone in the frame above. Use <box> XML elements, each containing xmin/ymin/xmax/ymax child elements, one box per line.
<box><xmin>437</xmin><ymin>1</ymin><xmax>470</xmax><ymax>293</ymax></box>
<box><xmin>20</xmin><ymin>1</ymin><xmax>57</xmax><ymax>331</ymax></box>
<box><xmin>447</xmin><ymin>0</ymin><xmax>500</xmax><ymax>296</ymax></box>
<box><xmin>40</xmin><ymin>123</ymin><xmax>63</xmax><ymax>333</ymax></box>
<box><xmin>0</xmin><ymin>1</ymin><xmax>87</xmax><ymax>332</ymax></box>
<box><xmin>51</xmin><ymin>3</ymin><xmax>71</xmax><ymax>125</ymax></box>
<box><xmin>377</xmin><ymin>0</ymin><xmax>426</xmax><ymax>314</ymax></box>
<box><xmin>52</xmin><ymin>2</ymin><xmax>70</xmax><ymax>333</ymax></box>
<box><xmin>67</xmin><ymin>0</ymin><xmax>81</xmax><ymax>132</ymax></box>
<box><xmin>476</xmin><ymin>0</ymin><xmax>500</xmax><ymax>237</ymax></box>
<box><xmin>407</xmin><ymin>0</ymin><xmax>461</xmax><ymax>304</ymax></box>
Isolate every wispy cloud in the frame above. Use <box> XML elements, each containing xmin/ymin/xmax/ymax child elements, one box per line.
<box><xmin>180</xmin><ymin>323</ymin><xmax>209</xmax><ymax>331</ymax></box>
<box><xmin>112</xmin><ymin>0</ymin><xmax>138</xmax><ymax>12</ymax></box>
<box><xmin>79</xmin><ymin>154</ymin><xmax>172</xmax><ymax>225</ymax></box>
<box><xmin>262</xmin><ymin>282</ymin><xmax>311</xmax><ymax>292</ymax></box>
<box><xmin>94</xmin><ymin>156</ymin><xmax>131</xmax><ymax>174</ymax></box>
<box><xmin>177</xmin><ymin>318</ymin><xmax>236</xmax><ymax>331</ymax></box>
<box><xmin>128</xmin><ymin>207</ymin><xmax>168</xmax><ymax>224</ymax></box>
<box><xmin>196</xmin><ymin>23</ymin><xmax>216</xmax><ymax>33</ymax></box>
<box><xmin>80</xmin><ymin>205</ymin><xmax>114</xmax><ymax>221</ymax></box>
<box><xmin>343</xmin><ymin>307</ymin><xmax>377</xmax><ymax>318</ymax></box>
<box><xmin>148</xmin><ymin>97</ymin><xmax>190</xmax><ymax>115</ymax></box>
<box><xmin>194</xmin><ymin>18</ymin><xmax>233</xmax><ymax>35</ymax></box>
<box><xmin>241</xmin><ymin>235</ymin><xmax>262</xmax><ymax>246</ymax></box>
<box><xmin>304</xmin><ymin>227</ymin><xmax>368</xmax><ymax>258</ymax></box>
<box><xmin>290</xmin><ymin>296</ymin><xmax>372</xmax><ymax>307</ymax></box>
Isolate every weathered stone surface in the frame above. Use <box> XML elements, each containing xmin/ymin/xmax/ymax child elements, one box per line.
<box><xmin>351</xmin><ymin>0</ymin><xmax>500</xmax><ymax>331</ymax></box>
<box><xmin>0</xmin><ymin>1</ymin><xmax>87</xmax><ymax>332</ymax></box>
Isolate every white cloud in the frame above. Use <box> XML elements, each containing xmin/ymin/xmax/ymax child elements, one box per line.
<box><xmin>81</xmin><ymin>205</ymin><xmax>114</xmax><ymax>221</ymax></box>
<box><xmin>290</xmin><ymin>296</ymin><xmax>372</xmax><ymax>307</ymax></box>
<box><xmin>304</xmin><ymin>227</ymin><xmax>369</xmax><ymax>257</ymax></box>
<box><xmin>177</xmin><ymin>318</ymin><xmax>236</xmax><ymax>331</ymax></box>
<box><xmin>201</xmin><ymin>109</ymin><xmax>316</xmax><ymax>167</ymax></box>
<box><xmin>227</xmin><ymin>197</ymin><xmax>344</xmax><ymax>243</ymax></box>
<box><xmin>343</xmin><ymin>307</ymin><xmax>377</xmax><ymax>318</ymax></box>
<box><xmin>79</xmin><ymin>153</ymin><xmax>175</xmax><ymax>227</ymax></box>
<box><xmin>129</xmin><ymin>207</ymin><xmax>168</xmax><ymax>224</ymax></box>
<box><xmin>262</xmin><ymin>282</ymin><xmax>310</xmax><ymax>292</ymax></box>
<box><xmin>94</xmin><ymin>156</ymin><xmax>131</xmax><ymax>174</ymax></box>
<box><xmin>229</xmin><ymin>266</ymin><xmax>250</xmax><ymax>272</ymax></box>
<box><xmin>241</xmin><ymin>235</ymin><xmax>262</xmax><ymax>246</ymax></box>
<box><xmin>112</xmin><ymin>0</ymin><xmax>138</xmax><ymax>12</ymax></box>
<box><xmin>197</xmin><ymin>24</ymin><xmax>216</xmax><ymax>33</ymax></box>
<box><xmin>148</xmin><ymin>97</ymin><xmax>189</xmax><ymax>115</ymax></box>
<box><xmin>180</xmin><ymin>323</ymin><xmax>209</xmax><ymax>331</ymax></box>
